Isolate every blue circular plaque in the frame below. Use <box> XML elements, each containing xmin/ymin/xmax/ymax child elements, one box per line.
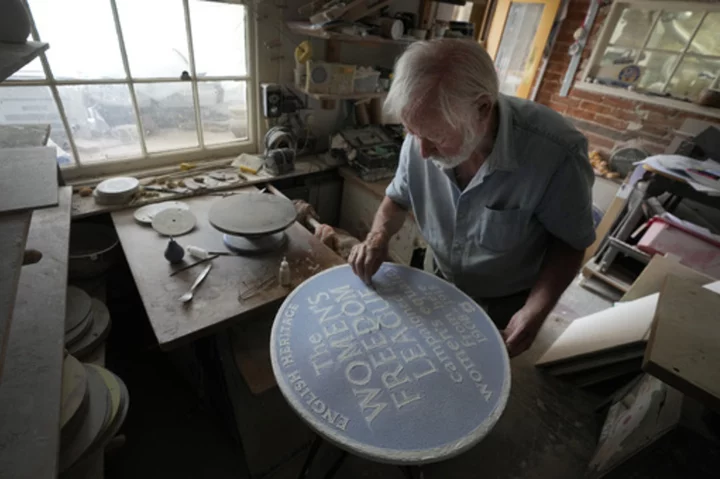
<box><xmin>270</xmin><ymin>263</ymin><xmax>511</xmax><ymax>465</ymax></box>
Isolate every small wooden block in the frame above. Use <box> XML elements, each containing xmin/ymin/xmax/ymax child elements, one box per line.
<box><xmin>643</xmin><ymin>277</ymin><xmax>720</xmax><ymax>411</ymax></box>
<box><xmin>621</xmin><ymin>254</ymin><xmax>713</xmax><ymax>302</ymax></box>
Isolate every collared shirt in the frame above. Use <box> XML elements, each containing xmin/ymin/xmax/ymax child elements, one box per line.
<box><xmin>386</xmin><ymin>94</ymin><xmax>596</xmax><ymax>299</ymax></box>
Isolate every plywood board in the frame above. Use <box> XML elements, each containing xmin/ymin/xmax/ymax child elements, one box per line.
<box><xmin>643</xmin><ymin>277</ymin><xmax>720</xmax><ymax>411</ymax></box>
<box><xmin>0</xmin><ymin>41</ymin><xmax>49</xmax><ymax>82</ymax></box>
<box><xmin>0</xmin><ymin>187</ymin><xmax>72</xmax><ymax>479</ymax></box>
<box><xmin>0</xmin><ymin>124</ymin><xmax>50</xmax><ymax>149</ymax></box>
<box><xmin>621</xmin><ymin>254</ymin><xmax>713</xmax><ymax>302</ymax></box>
<box><xmin>0</xmin><ymin>147</ymin><xmax>58</xmax><ymax>214</ymax></box>
<box><xmin>0</xmin><ymin>212</ymin><xmax>31</xmax><ymax>380</ymax></box>
<box><xmin>536</xmin><ymin>293</ymin><xmax>659</xmax><ymax>368</ymax></box>
<box><xmin>111</xmin><ymin>186</ymin><xmax>344</xmax><ymax>350</ymax></box>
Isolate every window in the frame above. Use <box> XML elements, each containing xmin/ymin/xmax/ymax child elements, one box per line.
<box><xmin>582</xmin><ymin>1</ymin><xmax>720</xmax><ymax>108</ymax></box>
<box><xmin>0</xmin><ymin>0</ymin><xmax>255</xmax><ymax>179</ymax></box>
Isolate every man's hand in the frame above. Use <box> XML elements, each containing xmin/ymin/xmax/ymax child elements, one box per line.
<box><xmin>502</xmin><ymin>306</ymin><xmax>547</xmax><ymax>357</ymax></box>
<box><xmin>348</xmin><ymin>231</ymin><xmax>389</xmax><ymax>285</ymax></box>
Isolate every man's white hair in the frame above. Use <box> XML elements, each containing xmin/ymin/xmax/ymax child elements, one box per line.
<box><xmin>384</xmin><ymin>39</ymin><xmax>499</xmax><ymax>131</ymax></box>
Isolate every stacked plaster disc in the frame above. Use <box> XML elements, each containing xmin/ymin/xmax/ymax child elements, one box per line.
<box><xmin>59</xmin><ymin>354</ymin><xmax>129</xmax><ymax>476</ymax></box>
<box><xmin>65</xmin><ymin>286</ymin><xmax>112</xmax><ymax>360</ymax></box>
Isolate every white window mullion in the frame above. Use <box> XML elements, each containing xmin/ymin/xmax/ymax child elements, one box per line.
<box><xmin>183</xmin><ymin>0</ymin><xmax>206</xmax><ymax>149</ymax></box>
<box><xmin>22</xmin><ymin>0</ymin><xmax>82</xmax><ymax>165</ymax></box>
<box><xmin>109</xmin><ymin>0</ymin><xmax>148</xmax><ymax>158</ymax></box>
<box><xmin>659</xmin><ymin>12</ymin><xmax>709</xmax><ymax>93</ymax></box>
<box><xmin>632</xmin><ymin>10</ymin><xmax>662</xmax><ymax>64</ymax></box>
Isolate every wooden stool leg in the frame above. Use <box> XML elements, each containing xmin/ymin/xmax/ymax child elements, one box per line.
<box><xmin>298</xmin><ymin>435</ymin><xmax>323</xmax><ymax>479</ymax></box>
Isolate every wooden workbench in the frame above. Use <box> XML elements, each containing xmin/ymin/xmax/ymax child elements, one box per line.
<box><xmin>111</xmin><ymin>187</ymin><xmax>344</xmax><ymax>350</ymax></box>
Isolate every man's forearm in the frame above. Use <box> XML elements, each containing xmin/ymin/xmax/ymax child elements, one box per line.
<box><xmin>368</xmin><ymin>196</ymin><xmax>408</xmax><ymax>241</ymax></box>
<box><xmin>525</xmin><ymin>237</ymin><xmax>584</xmax><ymax>317</ymax></box>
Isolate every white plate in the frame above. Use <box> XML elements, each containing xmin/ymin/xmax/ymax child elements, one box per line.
<box><xmin>133</xmin><ymin>201</ymin><xmax>190</xmax><ymax>224</ymax></box>
<box><xmin>96</xmin><ymin>177</ymin><xmax>139</xmax><ymax>197</ymax></box>
<box><xmin>151</xmin><ymin>208</ymin><xmax>196</xmax><ymax>236</ymax></box>
<box><xmin>93</xmin><ymin>188</ymin><xmax>134</xmax><ymax>206</ymax></box>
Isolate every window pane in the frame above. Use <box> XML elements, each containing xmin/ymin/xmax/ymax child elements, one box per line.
<box><xmin>689</xmin><ymin>12</ymin><xmax>720</xmax><ymax>55</ymax></box>
<box><xmin>9</xmin><ymin>57</ymin><xmax>45</xmax><ymax>81</ymax></box>
<box><xmin>637</xmin><ymin>51</ymin><xmax>678</xmax><ymax>92</ymax></box>
<box><xmin>198</xmin><ymin>81</ymin><xmax>247</xmax><ymax>145</ymax></box>
<box><xmin>599</xmin><ymin>46</ymin><xmax>638</xmax><ymax>66</ymax></box>
<box><xmin>609</xmin><ymin>8</ymin><xmax>658</xmax><ymax>48</ymax></box>
<box><xmin>190</xmin><ymin>0</ymin><xmax>247</xmax><ymax>77</ymax></box>
<box><xmin>27</xmin><ymin>0</ymin><xmax>125</xmax><ymax>80</ymax></box>
<box><xmin>117</xmin><ymin>0</ymin><xmax>190</xmax><ymax>78</ymax></box>
<box><xmin>647</xmin><ymin>11</ymin><xmax>704</xmax><ymax>52</ymax></box>
<box><xmin>135</xmin><ymin>83</ymin><xmax>198</xmax><ymax>153</ymax></box>
<box><xmin>0</xmin><ymin>86</ymin><xmax>74</xmax><ymax>165</ymax></box>
<box><xmin>667</xmin><ymin>56</ymin><xmax>720</xmax><ymax>101</ymax></box>
<box><xmin>58</xmin><ymin>85</ymin><xmax>141</xmax><ymax>162</ymax></box>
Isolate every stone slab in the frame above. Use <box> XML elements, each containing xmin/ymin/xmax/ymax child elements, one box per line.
<box><xmin>270</xmin><ymin>263</ymin><xmax>511</xmax><ymax>465</ymax></box>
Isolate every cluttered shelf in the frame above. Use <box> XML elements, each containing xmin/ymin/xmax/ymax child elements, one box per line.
<box><xmin>0</xmin><ymin>41</ymin><xmax>49</xmax><ymax>82</ymax></box>
<box><xmin>287</xmin><ymin>21</ymin><xmax>413</xmax><ymax>46</ymax></box>
<box><xmin>303</xmin><ymin>90</ymin><xmax>386</xmax><ymax>101</ymax></box>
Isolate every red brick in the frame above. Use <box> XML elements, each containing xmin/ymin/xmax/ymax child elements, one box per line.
<box><xmin>551</xmin><ymin>94</ymin><xmax>581</xmax><ymax>108</ymax></box>
<box><xmin>546</xmin><ymin>61</ymin><xmax>567</xmax><ymax>74</ymax></box>
<box><xmin>569</xmin><ymin>88</ymin><xmax>604</xmax><ymax>102</ymax></box>
<box><xmin>640</xmin><ymin>123</ymin><xmax>671</xmax><ymax>138</ymax></box>
<box><xmin>543</xmin><ymin>71</ymin><xmax>563</xmax><ymax>84</ymax></box>
<box><xmin>581</xmin><ymin>130</ymin><xmax>617</xmax><ymax>150</ymax></box>
<box><xmin>615</xmin><ymin>109</ymin><xmax>642</xmax><ymax>122</ymax></box>
<box><xmin>579</xmin><ymin>100</ymin><xmax>615</xmax><ymax>115</ymax></box>
<box><xmin>594</xmin><ymin>114</ymin><xmax>629</xmax><ymax>131</ymax></box>
<box><xmin>567</xmin><ymin>107</ymin><xmax>597</xmax><ymax>122</ymax></box>
<box><xmin>635</xmin><ymin>102</ymin><xmax>677</xmax><ymax>115</ymax></box>
<box><xmin>548</xmin><ymin>101</ymin><xmax>569</xmax><ymax>114</ymax></box>
<box><xmin>602</xmin><ymin>96</ymin><xmax>637</xmax><ymax>109</ymax></box>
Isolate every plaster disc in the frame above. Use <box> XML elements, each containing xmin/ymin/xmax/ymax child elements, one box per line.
<box><xmin>60</xmin><ymin>354</ymin><xmax>88</xmax><ymax>431</ymax></box>
<box><xmin>87</xmin><ymin>365</ymin><xmax>121</xmax><ymax>431</ymax></box>
<box><xmin>151</xmin><ymin>208</ymin><xmax>196</xmax><ymax>236</ymax></box>
<box><xmin>66</xmin><ymin>286</ymin><xmax>92</xmax><ymax>333</ymax></box>
<box><xmin>59</xmin><ymin>365</ymin><xmax>112</xmax><ymax>473</ymax></box>
<box><xmin>223</xmin><ymin>232</ymin><xmax>287</xmax><ymax>254</ymax></box>
<box><xmin>68</xmin><ymin>299</ymin><xmax>112</xmax><ymax>359</ymax></box>
<box><xmin>208</xmin><ymin>193</ymin><xmax>296</xmax><ymax>237</ymax></box>
<box><xmin>133</xmin><ymin>201</ymin><xmax>190</xmax><ymax>225</ymax></box>
<box><xmin>270</xmin><ymin>263</ymin><xmax>511</xmax><ymax>465</ymax></box>
<box><xmin>95</xmin><ymin>177</ymin><xmax>139</xmax><ymax>197</ymax></box>
<box><xmin>65</xmin><ymin>309</ymin><xmax>94</xmax><ymax>348</ymax></box>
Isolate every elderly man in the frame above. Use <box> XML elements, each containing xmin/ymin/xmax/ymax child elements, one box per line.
<box><xmin>348</xmin><ymin>39</ymin><xmax>595</xmax><ymax>357</ymax></box>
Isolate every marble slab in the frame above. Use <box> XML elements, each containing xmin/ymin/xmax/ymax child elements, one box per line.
<box><xmin>270</xmin><ymin>263</ymin><xmax>511</xmax><ymax>465</ymax></box>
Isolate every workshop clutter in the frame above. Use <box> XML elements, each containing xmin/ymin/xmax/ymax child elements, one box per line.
<box><xmin>65</xmin><ymin>286</ymin><xmax>112</xmax><ymax>361</ymax></box>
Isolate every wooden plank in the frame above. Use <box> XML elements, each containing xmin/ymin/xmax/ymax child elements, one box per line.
<box><xmin>621</xmin><ymin>254</ymin><xmax>714</xmax><ymax>302</ymax></box>
<box><xmin>0</xmin><ymin>147</ymin><xmax>58</xmax><ymax>214</ymax></box>
<box><xmin>0</xmin><ymin>212</ymin><xmax>31</xmax><ymax>380</ymax></box>
<box><xmin>0</xmin><ymin>124</ymin><xmax>50</xmax><ymax>149</ymax></box>
<box><xmin>643</xmin><ymin>277</ymin><xmax>720</xmax><ymax>411</ymax></box>
<box><xmin>0</xmin><ymin>41</ymin><xmax>49</xmax><ymax>82</ymax></box>
<box><xmin>583</xmin><ymin>190</ymin><xmax>628</xmax><ymax>264</ymax></box>
<box><xmin>111</xmin><ymin>187</ymin><xmax>344</xmax><ymax>350</ymax></box>
<box><xmin>0</xmin><ymin>186</ymin><xmax>72</xmax><ymax>479</ymax></box>
<box><xmin>286</xmin><ymin>21</ymin><xmax>413</xmax><ymax>45</ymax></box>
<box><xmin>71</xmin><ymin>157</ymin><xmax>335</xmax><ymax>219</ymax></box>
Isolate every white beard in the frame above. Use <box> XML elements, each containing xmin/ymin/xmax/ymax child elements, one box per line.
<box><xmin>429</xmin><ymin>132</ymin><xmax>483</xmax><ymax>170</ymax></box>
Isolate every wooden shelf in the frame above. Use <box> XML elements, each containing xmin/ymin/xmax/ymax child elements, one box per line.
<box><xmin>303</xmin><ymin>90</ymin><xmax>386</xmax><ymax>101</ymax></box>
<box><xmin>287</xmin><ymin>21</ymin><xmax>413</xmax><ymax>46</ymax></box>
<box><xmin>0</xmin><ymin>41</ymin><xmax>49</xmax><ymax>82</ymax></box>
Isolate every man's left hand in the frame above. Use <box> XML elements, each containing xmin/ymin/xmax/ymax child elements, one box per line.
<box><xmin>502</xmin><ymin>306</ymin><xmax>546</xmax><ymax>357</ymax></box>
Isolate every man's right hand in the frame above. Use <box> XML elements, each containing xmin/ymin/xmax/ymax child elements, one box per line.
<box><xmin>348</xmin><ymin>231</ymin><xmax>389</xmax><ymax>285</ymax></box>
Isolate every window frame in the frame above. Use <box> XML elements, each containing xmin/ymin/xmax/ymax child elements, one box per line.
<box><xmin>3</xmin><ymin>0</ymin><xmax>259</xmax><ymax>182</ymax></box>
<box><xmin>577</xmin><ymin>0</ymin><xmax>720</xmax><ymax>119</ymax></box>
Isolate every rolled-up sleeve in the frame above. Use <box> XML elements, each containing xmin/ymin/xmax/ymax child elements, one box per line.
<box><xmin>385</xmin><ymin>135</ymin><xmax>413</xmax><ymax>208</ymax></box>
<box><xmin>536</xmin><ymin>151</ymin><xmax>596</xmax><ymax>251</ymax></box>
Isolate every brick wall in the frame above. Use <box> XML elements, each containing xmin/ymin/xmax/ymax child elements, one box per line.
<box><xmin>534</xmin><ymin>0</ymin><xmax>719</xmax><ymax>155</ymax></box>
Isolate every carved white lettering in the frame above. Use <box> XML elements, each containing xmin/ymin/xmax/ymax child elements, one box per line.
<box><xmin>311</xmin><ymin>399</ymin><xmax>326</xmax><ymax>414</ymax></box>
<box><xmin>353</xmin><ymin>316</ymin><xmax>379</xmax><ymax>336</ymax></box>
<box><xmin>412</xmin><ymin>358</ymin><xmax>438</xmax><ymax>380</ymax></box>
<box><xmin>381</xmin><ymin>364</ymin><xmax>411</xmax><ymax>390</ymax></box>
<box><xmin>353</xmin><ymin>388</ymin><xmax>388</xmax><ymax>425</ymax></box>
<box><xmin>391</xmin><ymin>326</ymin><xmax>415</xmax><ymax>344</ymax></box>
<box><xmin>391</xmin><ymin>389</ymin><xmax>422</xmax><ymax>409</ymax></box>
<box><xmin>331</xmin><ymin>335</ymin><xmax>363</xmax><ymax>362</ymax></box>
<box><xmin>323</xmin><ymin>319</ymin><xmax>349</xmax><ymax>338</ymax></box>
<box><xmin>342</xmin><ymin>300</ymin><xmax>365</xmax><ymax>316</ymax></box>
<box><xmin>369</xmin><ymin>347</ymin><xmax>397</xmax><ymax>368</ymax></box>
<box><xmin>345</xmin><ymin>360</ymin><xmax>372</xmax><ymax>386</ymax></box>
<box><xmin>377</xmin><ymin>311</ymin><xmax>402</xmax><ymax>328</ymax></box>
<box><xmin>360</xmin><ymin>331</ymin><xmax>387</xmax><ymax>351</ymax></box>
<box><xmin>308</xmin><ymin>292</ymin><xmax>330</xmax><ymax>305</ymax></box>
<box><xmin>336</xmin><ymin>415</ymin><xmax>350</xmax><ymax>430</ymax></box>
<box><xmin>400</xmin><ymin>343</ymin><xmax>426</xmax><ymax>363</ymax></box>
<box><xmin>330</xmin><ymin>285</ymin><xmax>355</xmax><ymax>302</ymax></box>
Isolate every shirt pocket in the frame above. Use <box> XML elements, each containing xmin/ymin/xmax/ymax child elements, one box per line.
<box><xmin>475</xmin><ymin>206</ymin><xmax>532</xmax><ymax>252</ymax></box>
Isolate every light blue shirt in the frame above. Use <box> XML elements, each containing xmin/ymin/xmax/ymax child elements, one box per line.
<box><xmin>386</xmin><ymin>94</ymin><xmax>596</xmax><ymax>299</ymax></box>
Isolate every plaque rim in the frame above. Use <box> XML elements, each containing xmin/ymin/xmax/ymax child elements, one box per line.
<box><xmin>270</xmin><ymin>263</ymin><xmax>512</xmax><ymax>465</ymax></box>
